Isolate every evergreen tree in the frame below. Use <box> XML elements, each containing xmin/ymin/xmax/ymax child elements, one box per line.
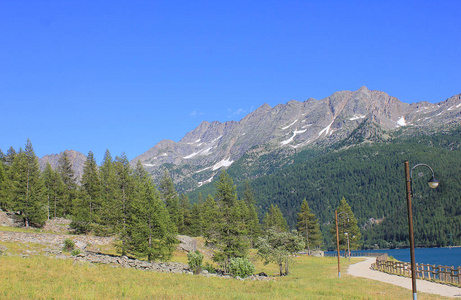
<box><xmin>262</xmin><ymin>204</ymin><xmax>288</xmax><ymax>232</ymax></box>
<box><xmin>8</xmin><ymin>140</ymin><xmax>46</xmax><ymax>227</ymax></box>
<box><xmin>57</xmin><ymin>151</ymin><xmax>77</xmax><ymax>216</ymax></box>
<box><xmin>213</xmin><ymin>171</ymin><xmax>249</xmax><ymax>270</ymax></box>
<box><xmin>126</xmin><ymin>161</ymin><xmax>177</xmax><ymax>261</ymax></box>
<box><xmin>178</xmin><ymin>194</ymin><xmax>192</xmax><ymax>235</ymax></box>
<box><xmin>159</xmin><ymin>171</ymin><xmax>181</xmax><ymax>230</ymax></box>
<box><xmin>42</xmin><ymin>163</ymin><xmax>56</xmax><ymax>220</ymax></box>
<box><xmin>190</xmin><ymin>201</ymin><xmax>204</xmax><ymax>237</ymax></box>
<box><xmin>202</xmin><ymin>194</ymin><xmax>219</xmax><ymax>242</ymax></box>
<box><xmin>114</xmin><ymin>153</ymin><xmax>134</xmax><ymax>255</ymax></box>
<box><xmin>332</xmin><ymin>197</ymin><xmax>362</xmax><ymax>251</ymax></box>
<box><xmin>0</xmin><ymin>161</ymin><xmax>11</xmax><ymax>211</ymax></box>
<box><xmin>297</xmin><ymin>199</ymin><xmax>323</xmax><ymax>252</ymax></box>
<box><xmin>99</xmin><ymin>150</ymin><xmax>119</xmax><ymax>235</ymax></box>
<box><xmin>5</xmin><ymin>146</ymin><xmax>17</xmax><ymax>169</ymax></box>
<box><xmin>241</xmin><ymin>182</ymin><xmax>260</xmax><ymax>248</ymax></box>
<box><xmin>73</xmin><ymin>151</ymin><xmax>101</xmax><ymax>233</ymax></box>
<box><xmin>242</xmin><ymin>181</ymin><xmax>255</xmax><ymax>205</ymax></box>
<box><xmin>246</xmin><ymin>202</ymin><xmax>261</xmax><ymax>248</ymax></box>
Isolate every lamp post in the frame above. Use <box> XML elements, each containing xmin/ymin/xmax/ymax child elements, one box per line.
<box><xmin>404</xmin><ymin>161</ymin><xmax>439</xmax><ymax>300</ymax></box>
<box><xmin>345</xmin><ymin>232</ymin><xmax>350</xmax><ymax>262</ymax></box>
<box><xmin>335</xmin><ymin>210</ymin><xmax>350</xmax><ymax>278</ymax></box>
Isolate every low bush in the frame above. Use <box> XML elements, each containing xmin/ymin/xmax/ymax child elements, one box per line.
<box><xmin>70</xmin><ymin>249</ymin><xmax>81</xmax><ymax>256</ymax></box>
<box><xmin>187</xmin><ymin>250</ymin><xmax>204</xmax><ymax>275</ymax></box>
<box><xmin>203</xmin><ymin>262</ymin><xmax>216</xmax><ymax>274</ymax></box>
<box><xmin>63</xmin><ymin>239</ymin><xmax>75</xmax><ymax>252</ymax></box>
<box><xmin>228</xmin><ymin>257</ymin><xmax>255</xmax><ymax>278</ymax></box>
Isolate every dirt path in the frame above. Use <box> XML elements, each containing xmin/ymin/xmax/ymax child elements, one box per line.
<box><xmin>347</xmin><ymin>257</ymin><xmax>461</xmax><ymax>298</ymax></box>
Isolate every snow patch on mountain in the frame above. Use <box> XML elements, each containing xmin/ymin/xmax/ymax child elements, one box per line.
<box><xmin>349</xmin><ymin>115</ymin><xmax>366</xmax><ymax>121</ymax></box>
<box><xmin>281</xmin><ymin>120</ymin><xmax>298</xmax><ymax>130</ymax></box>
<box><xmin>318</xmin><ymin>121</ymin><xmax>334</xmax><ymax>136</ymax></box>
<box><xmin>212</xmin><ymin>158</ymin><xmax>234</xmax><ymax>171</ymax></box>
<box><xmin>397</xmin><ymin>117</ymin><xmax>406</xmax><ymax>126</ymax></box>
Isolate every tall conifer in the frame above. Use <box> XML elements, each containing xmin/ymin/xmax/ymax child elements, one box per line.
<box><xmin>297</xmin><ymin>199</ymin><xmax>323</xmax><ymax>252</ymax></box>
<box><xmin>8</xmin><ymin>140</ymin><xmax>46</xmax><ymax>227</ymax></box>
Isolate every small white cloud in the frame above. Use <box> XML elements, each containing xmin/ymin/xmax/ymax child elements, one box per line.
<box><xmin>227</xmin><ymin>106</ymin><xmax>254</xmax><ymax>118</ymax></box>
<box><xmin>190</xmin><ymin>110</ymin><xmax>205</xmax><ymax>117</ymax></box>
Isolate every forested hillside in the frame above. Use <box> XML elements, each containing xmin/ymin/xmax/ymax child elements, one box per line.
<box><xmin>188</xmin><ymin>127</ymin><xmax>461</xmax><ymax>249</ymax></box>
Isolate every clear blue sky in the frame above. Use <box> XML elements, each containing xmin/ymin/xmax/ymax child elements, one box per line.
<box><xmin>1</xmin><ymin>0</ymin><xmax>460</xmax><ymax>163</ymax></box>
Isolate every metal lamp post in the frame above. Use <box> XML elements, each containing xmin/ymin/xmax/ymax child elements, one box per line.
<box><xmin>345</xmin><ymin>232</ymin><xmax>350</xmax><ymax>262</ymax></box>
<box><xmin>335</xmin><ymin>211</ymin><xmax>350</xmax><ymax>278</ymax></box>
<box><xmin>404</xmin><ymin>161</ymin><xmax>439</xmax><ymax>300</ymax></box>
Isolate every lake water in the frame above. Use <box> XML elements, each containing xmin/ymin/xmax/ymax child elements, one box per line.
<box><xmin>350</xmin><ymin>247</ymin><xmax>461</xmax><ymax>269</ymax></box>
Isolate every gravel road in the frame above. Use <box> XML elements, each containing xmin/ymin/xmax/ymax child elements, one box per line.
<box><xmin>347</xmin><ymin>257</ymin><xmax>461</xmax><ymax>298</ymax></box>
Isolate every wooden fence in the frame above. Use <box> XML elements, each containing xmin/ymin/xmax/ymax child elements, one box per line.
<box><xmin>325</xmin><ymin>252</ymin><xmax>387</xmax><ymax>258</ymax></box>
<box><xmin>371</xmin><ymin>257</ymin><xmax>461</xmax><ymax>286</ymax></box>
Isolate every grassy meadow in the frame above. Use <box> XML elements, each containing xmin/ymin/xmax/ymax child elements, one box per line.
<box><xmin>0</xmin><ymin>239</ymin><xmax>448</xmax><ymax>300</ymax></box>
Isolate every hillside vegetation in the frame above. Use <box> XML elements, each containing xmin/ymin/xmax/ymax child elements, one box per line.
<box><xmin>189</xmin><ymin>127</ymin><xmax>461</xmax><ymax>249</ymax></box>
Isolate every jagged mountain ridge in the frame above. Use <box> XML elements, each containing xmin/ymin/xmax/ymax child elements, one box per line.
<box><xmin>39</xmin><ymin>150</ymin><xmax>87</xmax><ymax>183</ymax></box>
<box><xmin>132</xmin><ymin>87</ymin><xmax>461</xmax><ymax>191</ymax></box>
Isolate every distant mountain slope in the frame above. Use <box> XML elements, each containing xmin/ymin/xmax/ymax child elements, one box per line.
<box><xmin>39</xmin><ymin>150</ymin><xmax>86</xmax><ymax>183</ymax></box>
<box><xmin>132</xmin><ymin>87</ymin><xmax>461</xmax><ymax>192</ymax></box>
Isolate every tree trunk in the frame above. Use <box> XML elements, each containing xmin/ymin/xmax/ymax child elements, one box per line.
<box><xmin>285</xmin><ymin>258</ymin><xmax>290</xmax><ymax>275</ymax></box>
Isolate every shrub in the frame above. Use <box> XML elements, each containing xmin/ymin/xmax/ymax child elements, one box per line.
<box><xmin>228</xmin><ymin>257</ymin><xmax>255</xmax><ymax>278</ymax></box>
<box><xmin>203</xmin><ymin>262</ymin><xmax>216</xmax><ymax>274</ymax></box>
<box><xmin>71</xmin><ymin>249</ymin><xmax>81</xmax><ymax>256</ymax></box>
<box><xmin>187</xmin><ymin>250</ymin><xmax>204</xmax><ymax>275</ymax></box>
<box><xmin>63</xmin><ymin>239</ymin><xmax>75</xmax><ymax>252</ymax></box>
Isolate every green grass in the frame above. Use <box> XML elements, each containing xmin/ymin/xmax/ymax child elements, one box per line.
<box><xmin>0</xmin><ymin>251</ymin><xmax>448</xmax><ymax>299</ymax></box>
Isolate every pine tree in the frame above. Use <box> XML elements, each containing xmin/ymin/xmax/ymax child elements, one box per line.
<box><xmin>0</xmin><ymin>161</ymin><xmax>11</xmax><ymax>211</ymax></box>
<box><xmin>57</xmin><ymin>151</ymin><xmax>77</xmax><ymax>216</ymax></box>
<box><xmin>5</xmin><ymin>146</ymin><xmax>17</xmax><ymax>169</ymax></box>
<box><xmin>178</xmin><ymin>194</ymin><xmax>192</xmax><ymax>235</ymax></box>
<box><xmin>246</xmin><ymin>202</ymin><xmax>261</xmax><ymax>248</ymax></box>
<box><xmin>241</xmin><ymin>182</ymin><xmax>260</xmax><ymax>248</ymax></box>
<box><xmin>126</xmin><ymin>161</ymin><xmax>177</xmax><ymax>261</ymax></box>
<box><xmin>42</xmin><ymin>163</ymin><xmax>56</xmax><ymax>220</ymax></box>
<box><xmin>8</xmin><ymin>140</ymin><xmax>46</xmax><ymax>227</ymax></box>
<box><xmin>73</xmin><ymin>151</ymin><xmax>101</xmax><ymax>233</ymax></box>
<box><xmin>297</xmin><ymin>199</ymin><xmax>323</xmax><ymax>252</ymax></box>
<box><xmin>114</xmin><ymin>153</ymin><xmax>134</xmax><ymax>255</ymax></box>
<box><xmin>262</xmin><ymin>204</ymin><xmax>288</xmax><ymax>232</ymax></box>
<box><xmin>159</xmin><ymin>171</ymin><xmax>181</xmax><ymax>230</ymax></box>
<box><xmin>190</xmin><ymin>202</ymin><xmax>204</xmax><ymax>237</ymax></box>
<box><xmin>202</xmin><ymin>194</ymin><xmax>219</xmax><ymax>242</ymax></box>
<box><xmin>332</xmin><ymin>197</ymin><xmax>362</xmax><ymax>251</ymax></box>
<box><xmin>99</xmin><ymin>150</ymin><xmax>119</xmax><ymax>235</ymax></box>
<box><xmin>213</xmin><ymin>171</ymin><xmax>249</xmax><ymax>270</ymax></box>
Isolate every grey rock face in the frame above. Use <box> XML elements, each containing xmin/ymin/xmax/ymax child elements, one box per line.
<box><xmin>132</xmin><ymin>87</ymin><xmax>461</xmax><ymax>191</ymax></box>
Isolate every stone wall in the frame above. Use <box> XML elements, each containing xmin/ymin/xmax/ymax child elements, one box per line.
<box><xmin>0</xmin><ymin>230</ymin><xmax>114</xmax><ymax>249</ymax></box>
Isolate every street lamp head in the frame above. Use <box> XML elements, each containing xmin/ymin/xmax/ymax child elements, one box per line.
<box><xmin>428</xmin><ymin>176</ymin><xmax>439</xmax><ymax>189</ymax></box>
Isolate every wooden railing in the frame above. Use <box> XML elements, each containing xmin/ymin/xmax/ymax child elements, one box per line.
<box><xmin>371</xmin><ymin>258</ymin><xmax>461</xmax><ymax>286</ymax></box>
<box><xmin>325</xmin><ymin>252</ymin><xmax>387</xmax><ymax>258</ymax></box>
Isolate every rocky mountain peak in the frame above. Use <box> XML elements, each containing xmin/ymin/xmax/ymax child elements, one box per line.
<box><xmin>132</xmin><ymin>88</ymin><xmax>461</xmax><ymax>192</ymax></box>
<box><xmin>39</xmin><ymin>150</ymin><xmax>86</xmax><ymax>183</ymax></box>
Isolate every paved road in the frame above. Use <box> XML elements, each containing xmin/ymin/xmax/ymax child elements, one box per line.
<box><xmin>347</xmin><ymin>257</ymin><xmax>461</xmax><ymax>298</ymax></box>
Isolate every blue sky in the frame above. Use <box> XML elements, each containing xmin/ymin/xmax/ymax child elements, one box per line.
<box><xmin>1</xmin><ymin>0</ymin><xmax>460</xmax><ymax>163</ymax></box>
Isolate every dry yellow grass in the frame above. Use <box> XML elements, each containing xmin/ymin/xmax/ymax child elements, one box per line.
<box><xmin>0</xmin><ymin>244</ymin><xmax>449</xmax><ymax>299</ymax></box>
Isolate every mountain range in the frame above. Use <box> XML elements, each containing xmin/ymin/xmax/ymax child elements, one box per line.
<box><xmin>130</xmin><ymin>86</ymin><xmax>461</xmax><ymax>191</ymax></box>
<box><xmin>39</xmin><ymin>86</ymin><xmax>461</xmax><ymax>192</ymax></box>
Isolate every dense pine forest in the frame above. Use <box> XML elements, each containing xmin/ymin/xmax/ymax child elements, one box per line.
<box><xmin>0</xmin><ymin>141</ymin><xmax>326</xmax><ymax>270</ymax></box>
<box><xmin>1</xmin><ymin>126</ymin><xmax>460</xmax><ymax>255</ymax></box>
<box><xmin>189</xmin><ymin>127</ymin><xmax>461</xmax><ymax>249</ymax></box>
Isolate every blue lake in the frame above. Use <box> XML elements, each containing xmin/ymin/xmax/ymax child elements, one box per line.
<box><xmin>350</xmin><ymin>248</ymin><xmax>461</xmax><ymax>269</ymax></box>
